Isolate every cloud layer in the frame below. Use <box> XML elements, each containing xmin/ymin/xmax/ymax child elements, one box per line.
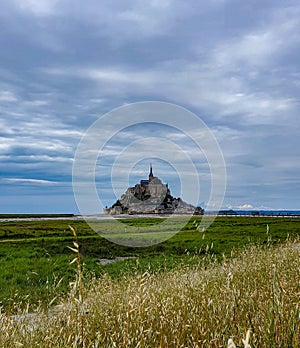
<box><xmin>0</xmin><ymin>0</ymin><xmax>300</xmax><ymax>212</ymax></box>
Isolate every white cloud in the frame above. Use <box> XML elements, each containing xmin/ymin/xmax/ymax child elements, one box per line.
<box><xmin>0</xmin><ymin>155</ymin><xmax>73</xmax><ymax>163</ymax></box>
<box><xmin>116</xmin><ymin>0</ymin><xmax>178</xmax><ymax>37</ymax></box>
<box><xmin>0</xmin><ymin>135</ymin><xmax>73</xmax><ymax>156</ymax></box>
<box><xmin>41</xmin><ymin>55</ymin><xmax>296</xmax><ymax>126</ymax></box>
<box><xmin>237</xmin><ymin>204</ymin><xmax>253</xmax><ymax>209</ymax></box>
<box><xmin>0</xmin><ymin>142</ymin><xmax>13</xmax><ymax>153</ymax></box>
<box><xmin>43</xmin><ymin>66</ymin><xmax>157</xmax><ymax>87</ymax></box>
<box><xmin>2</xmin><ymin>178</ymin><xmax>58</xmax><ymax>185</ymax></box>
<box><xmin>213</xmin><ymin>6</ymin><xmax>300</xmax><ymax>68</ymax></box>
<box><xmin>23</xmin><ymin>100</ymin><xmax>49</xmax><ymax>107</ymax></box>
<box><xmin>0</xmin><ymin>90</ymin><xmax>18</xmax><ymax>102</ymax></box>
<box><xmin>13</xmin><ymin>0</ymin><xmax>59</xmax><ymax>16</ymax></box>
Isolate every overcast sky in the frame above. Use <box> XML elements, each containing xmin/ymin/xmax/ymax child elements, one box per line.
<box><xmin>0</xmin><ymin>0</ymin><xmax>300</xmax><ymax>213</ymax></box>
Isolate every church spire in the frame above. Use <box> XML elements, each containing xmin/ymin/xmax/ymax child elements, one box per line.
<box><xmin>149</xmin><ymin>162</ymin><xmax>154</xmax><ymax>179</ymax></box>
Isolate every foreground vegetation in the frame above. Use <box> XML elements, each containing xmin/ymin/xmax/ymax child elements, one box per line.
<box><xmin>0</xmin><ymin>237</ymin><xmax>299</xmax><ymax>347</ymax></box>
<box><xmin>0</xmin><ymin>216</ymin><xmax>300</xmax><ymax>310</ymax></box>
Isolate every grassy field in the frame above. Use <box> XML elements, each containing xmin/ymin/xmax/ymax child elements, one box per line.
<box><xmin>0</xmin><ymin>236</ymin><xmax>299</xmax><ymax>347</ymax></box>
<box><xmin>0</xmin><ymin>216</ymin><xmax>300</xmax><ymax>313</ymax></box>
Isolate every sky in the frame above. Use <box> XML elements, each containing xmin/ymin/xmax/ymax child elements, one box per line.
<box><xmin>0</xmin><ymin>0</ymin><xmax>300</xmax><ymax>213</ymax></box>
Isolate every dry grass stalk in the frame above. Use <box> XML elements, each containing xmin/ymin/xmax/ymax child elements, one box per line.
<box><xmin>0</xmin><ymin>237</ymin><xmax>299</xmax><ymax>347</ymax></box>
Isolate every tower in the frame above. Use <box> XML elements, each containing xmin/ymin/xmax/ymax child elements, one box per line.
<box><xmin>149</xmin><ymin>162</ymin><xmax>154</xmax><ymax>180</ymax></box>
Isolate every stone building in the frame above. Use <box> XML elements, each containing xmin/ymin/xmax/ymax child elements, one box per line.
<box><xmin>104</xmin><ymin>164</ymin><xmax>204</xmax><ymax>215</ymax></box>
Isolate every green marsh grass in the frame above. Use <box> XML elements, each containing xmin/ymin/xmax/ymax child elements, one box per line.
<box><xmin>0</xmin><ymin>234</ymin><xmax>299</xmax><ymax>347</ymax></box>
<box><xmin>0</xmin><ymin>217</ymin><xmax>300</xmax><ymax>311</ymax></box>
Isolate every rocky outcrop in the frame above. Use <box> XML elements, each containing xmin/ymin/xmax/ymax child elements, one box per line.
<box><xmin>104</xmin><ymin>165</ymin><xmax>204</xmax><ymax>215</ymax></box>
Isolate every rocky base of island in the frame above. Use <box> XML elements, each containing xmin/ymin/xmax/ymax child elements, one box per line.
<box><xmin>104</xmin><ymin>165</ymin><xmax>204</xmax><ymax>216</ymax></box>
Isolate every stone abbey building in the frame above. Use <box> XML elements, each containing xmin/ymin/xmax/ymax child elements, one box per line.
<box><xmin>104</xmin><ymin>164</ymin><xmax>204</xmax><ymax>215</ymax></box>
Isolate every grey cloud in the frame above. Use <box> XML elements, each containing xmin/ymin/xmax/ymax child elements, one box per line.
<box><xmin>0</xmin><ymin>0</ymin><xmax>299</xmax><ymax>211</ymax></box>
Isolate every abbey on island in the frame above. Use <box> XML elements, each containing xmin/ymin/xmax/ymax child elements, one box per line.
<box><xmin>104</xmin><ymin>164</ymin><xmax>204</xmax><ymax>215</ymax></box>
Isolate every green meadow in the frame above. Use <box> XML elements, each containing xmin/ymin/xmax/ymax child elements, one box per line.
<box><xmin>0</xmin><ymin>216</ymin><xmax>299</xmax><ymax>311</ymax></box>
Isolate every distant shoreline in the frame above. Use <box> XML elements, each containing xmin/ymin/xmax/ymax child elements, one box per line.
<box><xmin>1</xmin><ymin>210</ymin><xmax>300</xmax><ymax>222</ymax></box>
<box><xmin>0</xmin><ymin>213</ymin><xmax>75</xmax><ymax>218</ymax></box>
